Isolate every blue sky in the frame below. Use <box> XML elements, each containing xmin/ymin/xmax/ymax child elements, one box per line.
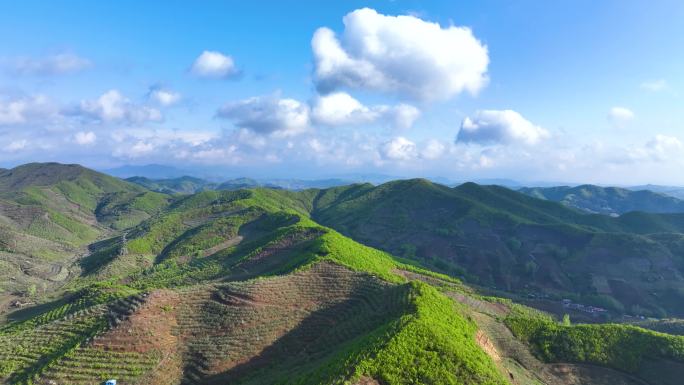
<box><xmin>1</xmin><ymin>0</ymin><xmax>683</xmax><ymax>184</ymax></box>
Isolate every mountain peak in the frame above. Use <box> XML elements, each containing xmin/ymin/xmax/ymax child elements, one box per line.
<box><xmin>0</xmin><ymin>162</ymin><xmax>93</xmax><ymax>189</ymax></box>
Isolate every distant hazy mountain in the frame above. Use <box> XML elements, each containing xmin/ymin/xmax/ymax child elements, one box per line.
<box><xmin>628</xmin><ymin>184</ymin><xmax>684</xmax><ymax>200</ymax></box>
<box><xmin>102</xmin><ymin>164</ymin><xmax>192</xmax><ymax>179</ymax></box>
<box><xmin>218</xmin><ymin>177</ymin><xmax>356</xmax><ymax>191</ymax></box>
<box><xmin>126</xmin><ymin>176</ymin><xmax>217</xmax><ymax>194</ymax></box>
<box><xmin>128</xmin><ymin>176</ymin><xmax>356</xmax><ymax>193</ymax></box>
<box><xmin>102</xmin><ymin>166</ymin><xmax>578</xmax><ymax>191</ymax></box>
<box><xmin>215</xmin><ymin>177</ymin><xmax>267</xmax><ymax>190</ymax></box>
<box><xmin>259</xmin><ymin>178</ymin><xmax>352</xmax><ymax>190</ymax></box>
<box><xmin>519</xmin><ymin>184</ymin><xmax>684</xmax><ymax>215</ymax></box>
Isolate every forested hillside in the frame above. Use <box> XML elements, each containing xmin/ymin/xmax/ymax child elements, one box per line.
<box><xmin>308</xmin><ymin>179</ymin><xmax>684</xmax><ymax>318</ymax></box>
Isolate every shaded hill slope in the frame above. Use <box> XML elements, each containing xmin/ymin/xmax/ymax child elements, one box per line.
<box><xmin>308</xmin><ymin>179</ymin><xmax>684</xmax><ymax>317</ymax></box>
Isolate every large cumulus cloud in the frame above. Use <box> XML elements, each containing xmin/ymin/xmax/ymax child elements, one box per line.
<box><xmin>312</xmin><ymin>8</ymin><xmax>489</xmax><ymax>101</ymax></box>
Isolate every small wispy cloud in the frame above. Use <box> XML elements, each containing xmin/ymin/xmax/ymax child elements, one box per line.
<box><xmin>190</xmin><ymin>51</ymin><xmax>239</xmax><ymax>79</ymax></box>
<box><xmin>607</xmin><ymin>106</ymin><xmax>635</xmax><ymax>128</ymax></box>
<box><xmin>640</xmin><ymin>79</ymin><xmax>668</xmax><ymax>92</ymax></box>
<box><xmin>5</xmin><ymin>139</ymin><xmax>28</xmax><ymax>152</ymax></box>
<box><xmin>149</xmin><ymin>87</ymin><xmax>181</xmax><ymax>106</ymax></box>
<box><xmin>74</xmin><ymin>131</ymin><xmax>97</xmax><ymax>145</ymax></box>
<box><xmin>6</xmin><ymin>53</ymin><xmax>91</xmax><ymax>76</ymax></box>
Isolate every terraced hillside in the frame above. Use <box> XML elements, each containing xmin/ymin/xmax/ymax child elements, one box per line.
<box><xmin>0</xmin><ymin>163</ymin><xmax>171</xmax><ymax>316</ymax></box>
<box><xmin>0</xmin><ymin>183</ymin><xmax>513</xmax><ymax>385</ymax></box>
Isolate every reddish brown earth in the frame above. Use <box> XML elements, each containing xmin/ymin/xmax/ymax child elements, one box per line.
<box><xmin>353</xmin><ymin>376</ymin><xmax>381</xmax><ymax>385</ymax></box>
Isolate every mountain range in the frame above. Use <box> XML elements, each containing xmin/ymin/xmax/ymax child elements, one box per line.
<box><xmin>519</xmin><ymin>184</ymin><xmax>684</xmax><ymax>215</ymax></box>
<box><xmin>1</xmin><ymin>163</ymin><xmax>684</xmax><ymax>385</ymax></box>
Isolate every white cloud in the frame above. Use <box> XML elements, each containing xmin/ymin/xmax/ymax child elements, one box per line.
<box><xmin>597</xmin><ymin>135</ymin><xmax>684</xmax><ymax>166</ymax></box>
<box><xmin>150</xmin><ymin>89</ymin><xmax>181</xmax><ymax>106</ymax></box>
<box><xmin>312</xmin><ymin>92</ymin><xmax>377</xmax><ymax>126</ymax></box>
<box><xmin>0</xmin><ymin>94</ymin><xmax>57</xmax><ymax>125</ymax></box>
<box><xmin>457</xmin><ymin>110</ymin><xmax>549</xmax><ymax>146</ymax></box>
<box><xmin>640</xmin><ymin>79</ymin><xmax>668</xmax><ymax>92</ymax></box>
<box><xmin>108</xmin><ymin>127</ymin><xmax>222</xmax><ymax>162</ymax></box>
<box><xmin>5</xmin><ymin>139</ymin><xmax>27</xmax><ymax>152</ymax></box>
<box><xmin>642</xmin><ymin>134</ymin><xmax>683</xmax><ymax>161</ymax></box>
<box><xmin>380</xmin><ymin>136</ymin><xmax>417</xmax><ymax>160</ymax></box>
<box><xmin>183</xmin><ymin>146</ymin><xmax>239</xmax><ymax>163</ymax></box>
<box><xmin>217</xmin><ymin>95</ymin><xmax>310</xmax><ymax>137</ymax></box>
<box><xmin>234</xmin><ymin>128</ymin><xmax>268</xmax><ymax>149</ymax></box>
<box><xmin>390</xmin><ymin>104</ymin><xmax>421</xmax><ymax>130</ymax></box>
<box><xmin>608</xmin><ymin>106</ymin><xmax>635</xmax><ymax>128</ymax></box>
<box><xmin>111</xmin><ymin>128</ymin><xmax>217</xmax><ymax>146</ymax></box>
<box><xmin>74</xmin><ymin>131</ymin><xmax>96</xmax><ymax>145</ymax></box>
<box><xmin>311</xmin><ymin>92</ymin><xmax>420</xmax><ymax>129</ymax></box>
<box><xmin>312</xmin><ymin>8</ymin><xmax>489</xmax><ymax>101</ymax></box>
<box><xmin>8</xmin><ymin>53</ymin><xmax>91</xmax><ymax>75</ymax></box>
<box><xmin>190</xmin><ymin>51</ymin><xmax>238</xmax><ymax>78</ymax></box>
<box><xmin>129</xmin><ymin>141</ymin><xmax>155</xmax><ymax>156</ymax></box>
<box><xmin>74</xmin><ymin>90</ymin><xmax>162</xmax><ymax>124</ymax></box>
<box><xmin>307</xmin><ymin>138</ymin><xmax>326</xmax><ymax>153</ymax></box>
<box><xmin>421</xmin><ymin>139</ymin><xmax>446</xmax><ymax>159</ymax></box>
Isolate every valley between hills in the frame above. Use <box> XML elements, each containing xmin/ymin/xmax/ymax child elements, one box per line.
<box><xmin>2</xmin><ymin>163</ymin><xmax>684</xmax><ymax>385</ymax></box>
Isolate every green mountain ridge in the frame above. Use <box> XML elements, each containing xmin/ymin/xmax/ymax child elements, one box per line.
<box><xmin>0</xmin><ymin>163</ymin><xmax>171</xmax><ymax>307</ymax></box>
<box><xmin>2</xmin><ymin>164</ymin><xmax>684</xmax><ymax>385</ymax></box>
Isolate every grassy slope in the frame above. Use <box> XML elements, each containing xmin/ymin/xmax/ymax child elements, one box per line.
<box><xmin>0</xmin><ymin>163</ymin><xmax>170</xmax><ymax>302</ymax></box>
<box><xmin>0</xmin><ymin>162</ymin><xmax>168</xmax><ymax>246</ymax></box>
<box><xmin>352</xmin><ymin>282</ymin><xmax>508</xmax><ymax>385</ymax></box>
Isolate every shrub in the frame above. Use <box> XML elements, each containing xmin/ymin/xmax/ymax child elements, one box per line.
<box><xmin>506</xmin><ymin>309</ymin><xmax>684</xmax><ymax>373</ymax></box>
